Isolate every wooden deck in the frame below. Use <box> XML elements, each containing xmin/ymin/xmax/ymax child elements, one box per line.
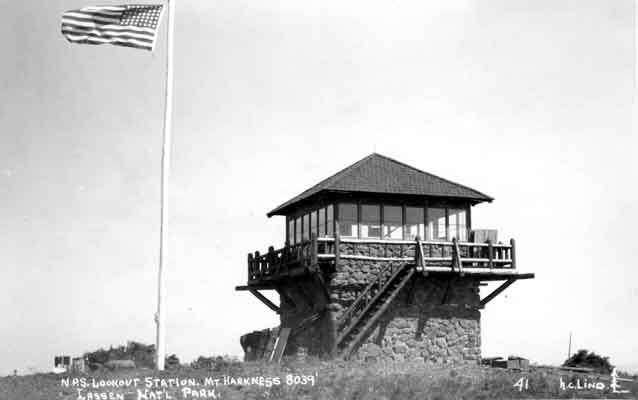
<box><xmin>240</xmin><ymin>235</ymin><xmax>530</xmax><ymax>287</ymax></box>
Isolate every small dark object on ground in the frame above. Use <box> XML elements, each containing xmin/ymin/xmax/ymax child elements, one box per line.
<box><xmin>482</xmin><ymin>356</ymin><xmax>529</xmax><ymax>370</ymax></box>
<box><xmin>104</xmin><ymin>360</ymin><xmax>136</xmax><ymax>370</ymax></box>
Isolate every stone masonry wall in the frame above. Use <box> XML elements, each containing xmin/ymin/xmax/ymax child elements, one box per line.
<box><xmin>328</xmin><ymin>243</ymin><xmax>482</xmax><ymax>364</ymax></box>
<box><xmin>244</xmin><ymin>242</ymin><xmax>482</xmax><ymax>363</ymax></box>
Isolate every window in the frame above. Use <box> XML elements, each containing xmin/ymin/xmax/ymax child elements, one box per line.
<box><xmin>288</xmin><ymin>219</ymin><xmax>294</xmax><ymax>244</ymax></box>
<box><xmin>361</xmin><ymin>205</ymin><xmax>381</xmax><ymax>239</ymax></box>
<box><xmin>303</xmin><ymin>214</ymin><xmax>310</xmax><ymax>241</ymax></box>
<box><xmin>383</xmin><ymin>205</ymin><xmax>403</xmax><ymax>239</ymax></box>
<box><xmin>405</xmin><ymin>207</ymin><xmax>424</xmax><ymax>240</ymax></box>
<box><xmin>310</xmin><ymin>211</ymin><xmax>318</xmax><ymax>237</ymax></box>
<box><xmin>295</xmin><ymin>217</ymin><xmax>302</xmax><ymax>244</ymax></box>
<box><xmin>427</xmin><ymin>207</ymin><xmax>446</xmax><ymax>241</ymax></box>
<box><xmin>326</xmin><ymin>205</ymin><xmax>334</xmax><ymax>236</ymax></box>
<box><xmin>339</xmin><ymin>203</ymin><xmax>358</xmax><ymax>238</ymax></box>
<box><xmin>448</xmin><ymin>209</ymin><xmax>467</xmax><ymax>241</ymax></box>
<box><xmin>318</xmin><ymin>208</ymin><xmax>326</xmax><ymax>237</ymax></box>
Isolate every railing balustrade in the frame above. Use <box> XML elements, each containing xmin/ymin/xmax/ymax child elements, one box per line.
<box><xmin>247</xmin><ymin>234</ymin><xmax>517</xmax><ymax>283</ymax></box>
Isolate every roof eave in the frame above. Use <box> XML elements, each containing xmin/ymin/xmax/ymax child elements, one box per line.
<box><xmin>267</xmin><ymin>190</ymin><xmax>493</xmax><ymax>217</ymax></box>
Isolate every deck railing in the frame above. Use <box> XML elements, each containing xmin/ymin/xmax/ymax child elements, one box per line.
<box><xmin>247</xmin><ymin>234</ymin><xmax>516</xmax><ymax>283</ymax></box>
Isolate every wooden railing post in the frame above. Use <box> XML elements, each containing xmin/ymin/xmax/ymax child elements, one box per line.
<box><xmin>415</xmin><ymin>236</ymin><xmax>427</xmax><ymax>275</ymax></box>
<box><xmin>268</xmin><ymin>246</ymin><xmax>275</xmax><ymax>275</ymax></box>
<box><xmin>248</xmin><ymin>253</ymin><xmax>254</xmax><ymax>281</ymax></box>
<box><xmin>453</xmin><ymin>237</ymin><xmax>463</xmax><ymax>276</ymax></box>
<box><xmin>334</xmin><ymin>221</ymin><xmax>341</xmax><ymax>266</ymax></box>
<box><xmin>510</xmin><ymin>238</ymin><xmax>516</xmax><ymax>269</ymax></box>
<box><xmin>487</xmin><ymin>240</ymin><xmax>493</xmax><ymax>270</ymax></box>
<box><xmin>283</xmin><ymin>241</ymin><xmax>290</xmax><ymax>272</ymax></box>
<box><xmin>414</xmin><ymin>236</ymin><xmax>421</xmax><ymax>269</ymax></box>
<box><xmin>254</xmin><ymin>251</ymin><xmax>261</xmax><ymax>279</ymax></box>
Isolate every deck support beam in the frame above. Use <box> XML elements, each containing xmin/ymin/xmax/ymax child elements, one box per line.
<box><xmin>249</xmin><ymin>289</ymin><xmax>280</xmax><ymax>314</ymax></box>
<box><xmin>480</xmin><ymin>278</ymin><xmax>515</xmax><ymax>307</ymax></box>
<box><xmin>479</xmin><ymin>274</ymin><xmax>534</xmax><ymax>307</ymax></box>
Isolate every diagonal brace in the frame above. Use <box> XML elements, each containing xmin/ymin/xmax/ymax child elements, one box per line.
<box><xmin>480</xmin><ymin>278</ymin><xmax>516</xmax><ymax>307</ymax></box>
<box><xmin>249</xmin><ymin>289</ymin><xmax>280</xmax><ymax>313</ymax></box>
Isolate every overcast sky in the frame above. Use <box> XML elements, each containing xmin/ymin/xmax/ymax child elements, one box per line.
<box><xmin>0</xmin><ymin>0</ymin><xmax>636</xmax><ymax>375</ymax></box>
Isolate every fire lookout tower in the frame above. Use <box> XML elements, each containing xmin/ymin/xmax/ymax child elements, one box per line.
<box><xmin>236</xmin><ymin>153</ymin><xmax>534</xmax><ymax>363</ymax></box>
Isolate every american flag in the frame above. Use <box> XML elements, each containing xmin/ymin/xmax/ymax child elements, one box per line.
<box><xmin>61</xmin><ymin>4</ymin><xmax>164</xmax><ymax>51</ymax></box>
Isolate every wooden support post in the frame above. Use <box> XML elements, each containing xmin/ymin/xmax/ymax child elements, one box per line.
<box><xmin>270</xmin><ymin>328</ymin><xmax>291</xmax><ymax>364</ymax></box>
<box><xmin>510</xmin><ymin>238</ymin><xmax>517</xmax><ymax>269</ymax></box>
<box><xmin>249</xmin><ymin>289</ymin><xmax>280</xmax><ymax>313</ymax></box>
<box><xmin>480</xmin><ymin>278</ymin><xmax>516</xmax><ymax>307</ymax></box>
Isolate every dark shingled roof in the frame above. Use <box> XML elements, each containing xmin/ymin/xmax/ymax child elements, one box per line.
<box><xmin>267</xmin><ymin>153</ymin><xmax>493</xmax><ymax>217</ymax></box>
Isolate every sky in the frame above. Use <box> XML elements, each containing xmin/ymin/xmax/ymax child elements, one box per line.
<box><xmin>0</xmin><ymin>0</ymin><xmax>636</xmax><ymax>376</ymax></box>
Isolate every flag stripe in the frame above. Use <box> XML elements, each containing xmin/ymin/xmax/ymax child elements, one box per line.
<box><xmin>82</xmin><ymin>5</ymin><xmax>126</xmax><ymax>12</ymax></box>
<box><xmin>61</xmin><ymin>22</ymin><xmax>156</xmax><ymax>36</ymax></box>
<box><xmin>62</xmin><ymin>25</ymin><xmax>154</xmax><ymax>40</ymax></box>
<box><xmin>70</xmin><ymin>39</ymin><xmax>152</xmax><ymax>51</ymax></box>
<box><xmin>81</xmin><ymin>7</ymin><xmax>125</xmax><ymax>15</ymax></box>
<box><xmin>61</xmin><ymin>27</ymin><xmax>154</xmax><ymax>43</ymax></box>
<box><xmin>63</xmin><ymin>33</ymin><xmax>153</xmax><ymax>50</ymax></box>
<box><xmin>62</xmin><ymin>12</ymin><xmax>120</xmax><ymax>23</ymax></box>
<box><xmin>61</xmin><ymin>4</ymin><xmax>163</xmax><ymax>52</ymax></box>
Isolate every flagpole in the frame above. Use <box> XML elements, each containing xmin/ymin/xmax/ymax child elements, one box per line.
<box><xmin>156</xmin><ymin>0</ymin><xmax>175</xmax><ymax>372</ymax></box>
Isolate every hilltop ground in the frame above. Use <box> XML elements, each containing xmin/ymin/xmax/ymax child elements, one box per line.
<box><xmin>1</xmin><ymin>359</ymin><xmax>637</xmax><ymax>400</ymax></box>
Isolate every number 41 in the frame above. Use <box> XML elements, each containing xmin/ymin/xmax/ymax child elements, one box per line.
<box><xmin>513</xmin><ymin>377</ymin><xmax>529</xmax><ymax>392</ymax></box>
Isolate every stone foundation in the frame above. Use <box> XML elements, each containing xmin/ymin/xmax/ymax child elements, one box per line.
<box><xmin>242</xmin><ymin>243</ymin><xmax>482</xmax><ymax>364</ymax></box>
<box><xmin>328</xmin><ymin>251</ymin><xmax>482</xmax><ymax>364</ymax></box>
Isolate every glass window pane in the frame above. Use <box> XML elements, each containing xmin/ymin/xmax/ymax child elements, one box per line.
<box><xmin>406</xmin><ymin>207</ymin><xmax>424</xmax><ymax>240</ymax></box>
<box><xmin>318</xmin><ymin>208</ymin><xmax>326</xmax><ymax>237</ymax></box>
<box><xmin>310</xmin><ymin>211</ymin><xmax>317</xmax><ymax>237</ymax></box>
<box><xmin>383</xmin><ymin>205</ymin><xmax>403</xmax><ymax>239</ymax></box>
<box><xmin>326</xmin><ymin>205</ymin><xmax>334</xmax><ymax>236</ymax></box>
<box><xmin>288</xmin><ymin>219</ymin><xmax>294</xmax><ymax>244</ymax></box>
<box><xmin>339</xmin><ymin>203</ymin><xmax>358</xmax><ymax>238</ymax></box>
<box><xmin>448</xmin><ymin>209</ymin><xmax>467</xmax><ymax>241</ymax></box>
<box><xmin>303</xmin><ymin>214</ymin><xmax>310</xmax><ymax>241</ymax></box>
<box><xmin>295</xmin><ymin>217</ymin><xmax>302</xmax><ymax>244</ymax></box>
<box><xmin>427</xmin><ymin>207</ymin><xmax>446</xmax><ymax>241</ymax></box>
<box><xmin>361</xmin><ymin>205</ymin><xmax>381</xmax><ymax>239</ymax></box>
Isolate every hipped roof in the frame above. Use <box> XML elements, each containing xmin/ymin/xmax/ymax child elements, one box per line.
<box><xmin>267</xmin><ymin>153</ymin><xmax>493</xmax><ymax>217</ymax></box>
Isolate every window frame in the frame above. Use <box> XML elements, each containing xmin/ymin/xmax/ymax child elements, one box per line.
<box><xmin>382</xmin><ymin>204</ymin><xmax>403</xmax><ymax>240</ymax></box>
<box><xmin>360</xmin><ymin>204</ymin><xmax>382</xmax><ymax>239</ymax></box>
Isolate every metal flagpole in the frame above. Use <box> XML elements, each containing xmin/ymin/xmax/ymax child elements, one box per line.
<box><xmin>156</xmin><ymin>0</ymin><xmax>175</xmax><ymax>371</ymax></box>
